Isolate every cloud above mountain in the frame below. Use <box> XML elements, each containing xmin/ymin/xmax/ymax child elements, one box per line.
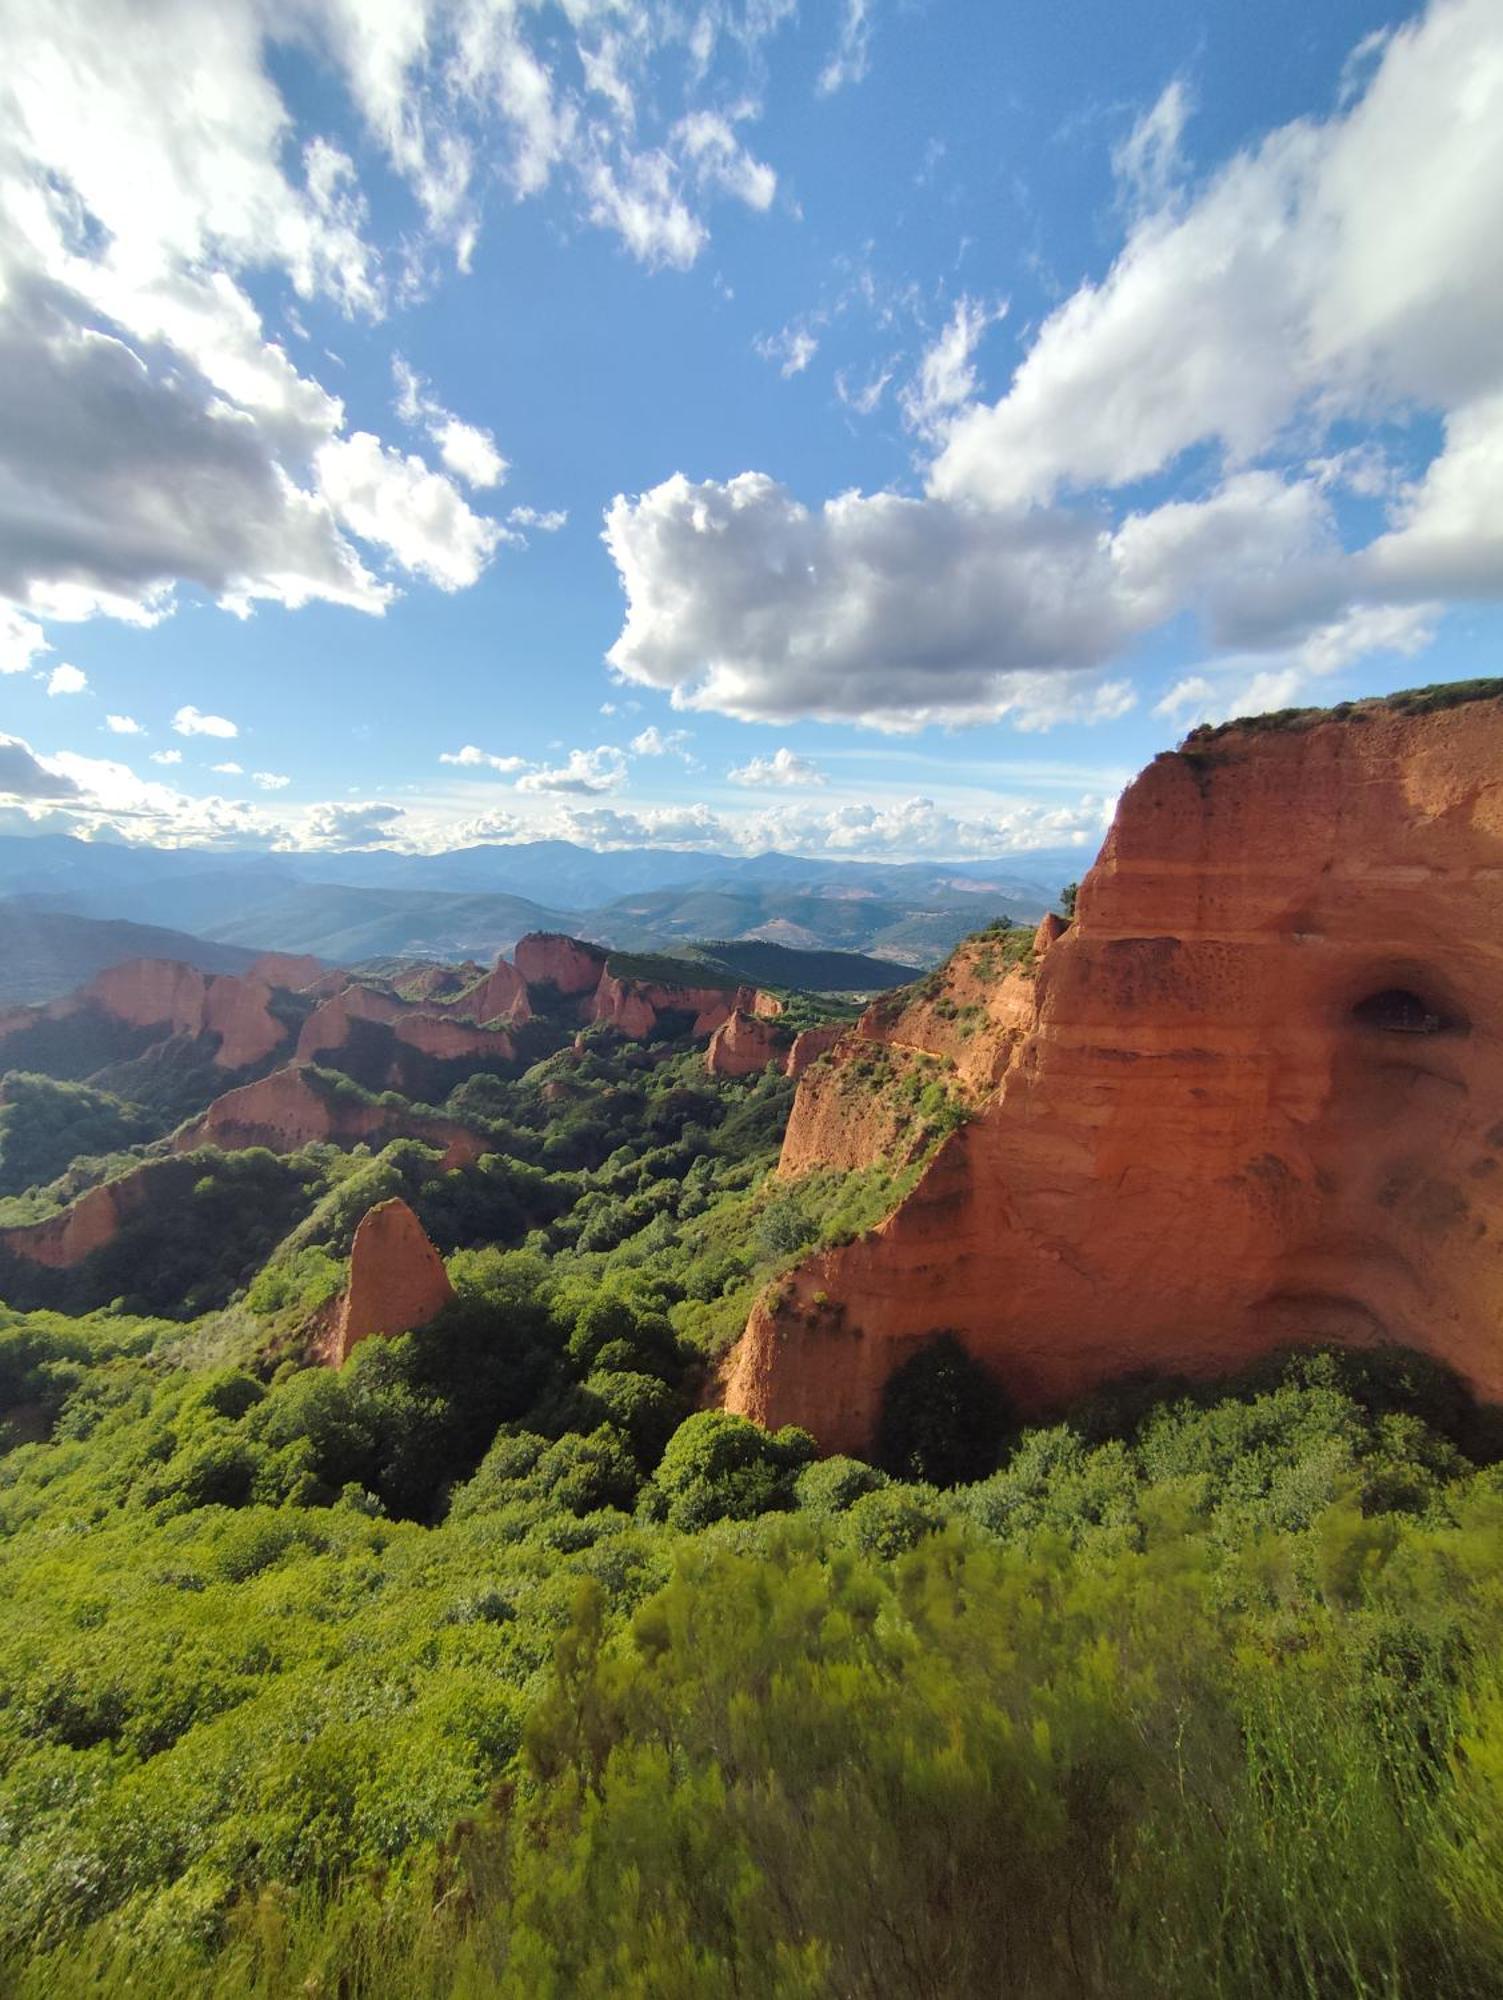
<box><xmin>604</xmin><ymin>0</ymin><xmax>1503</xmax><ymax>729</ymax></box>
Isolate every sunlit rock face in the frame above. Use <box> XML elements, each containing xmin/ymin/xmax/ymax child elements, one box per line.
<box><xmin>705</xmin><ymin>1010</ymin><xmax>788</xmax><ymax>1077</ymax></box>
<box><xmin>513</xmin><ymin>932</ymin><xmax>608</xmax><ymax>996</ymax></box>
<box><xmin>328</xmin><ymin>1197</ymin><xmax>454</xmax><ymax>1365</ymax></box>
<box><xmin>175</xmin><ymin>1065</ymin><xmax>486</xmax><ymax>1169</ymax></box>
<box><xmin>725</xmin><ymin>692</ymin><xmax>1503</xmax><ymax>1453</ymax></box>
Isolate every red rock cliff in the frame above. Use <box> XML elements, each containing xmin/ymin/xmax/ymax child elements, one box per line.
<box><xmin>705</xmin><ymin>1010</ymin><xmax>793</xmax><ymax>1077</ymax></box>
<box><xmin>725</xmin><ymin>692</ymin><xmax>1503</xmax><ymax>1451</ymax></box>
<box><xmin>328</xmin><ymin>1197</ymin><xmax>454</xmax><ymax>1364</ymax></box>
<box><xmin>176</xmin><ymin>1065</ymin><xmax>486</xmax><ymax>1169</ymax></box>
<box><xmin>514</xmin><ymin>932</ymin><xmax>609</xmax><ymax>995</ymax></box>
<box><xmin>1</xmin><ymin>956</ymin><xmax>301</xmax><ymax>1073</ymax></box>
<box><xmin>0</xmin><ymin>1165</ymin><xmax>158</xmax><ymax>1269</ymax></box>
<box><xmin>776</xmin><ymin>934</ymin><xmax>1036</xmax><ymax>1180</ymax></box>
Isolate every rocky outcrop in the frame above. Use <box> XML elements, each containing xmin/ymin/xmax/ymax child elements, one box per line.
<box><xmin>442</xmin><ymin>956</ymin><xmax>531</xmax><ymax>1026</ymax></box>
<box><xmin>295</xmin><ymin>982</ymin><xmax>515</xmax><ymax>1087</ymax></box>
<box><xmin>0</xmin><ymin>1166</ymin><xmax>156</xmax><ymax>1268</ymax></box>
<box><xmin>590</xmin><ymin>971</ymin><xmax>751</xmax><ymax>1040</ymax></box>
<box><xmin>0</xmin><ymin>955</ymin><xmax>309</xmax><ymax>1074</ymax></box>
<box><xmin>246</xmin><ymin>953</ymin><xmax>323</xmax><ymax>990</ymax></box>
<box><xmin>786</xmin><ymin>1023</ymin><xmax>847</xmax><ymax>1080</ymax></box>
<box><xmin>175</xmin><ymin>1065</ymin><xmax>486</xmax><ymax>1169</ymax></box>
<box><xmin>390</xmin><ymin>1013</ymin><xmax>514</xmax><ymax>1063</ymax></box>
<box><xmin>1032</xmin><ymin>912</ymin><xmax>1068</xmax><ymax>957</ymax></box>
<box><xmin>202</xmin><ymin>974</ymin><xmax>286</xmax><ymax>1070</ymax></box>
<box><xmin>725</xmin><ymin>690</ymin><xmax>1503</xmax><ymax>1451</ymax></box>
<box><xmin>328</xmin><ymin>1197</ymin><xmax>454</xmax><ymax>1365</ymax></box>
<box><xmin>776</xmin><ymin>935</ymin><xmax>1036</xmax><ymax>1180</ymax></box>
<box><xmin>589</xmin><ymin>972</ymin><xmax>660</xmax><ymax>1038</ymax></box>
<box><xmin>295</xmin><ymin>985</ymin><xmax>408</xmax><ymax>1062</ymax></box>
<box><xmin>706</xmin><ymin>1011</ymin><xmax>792</xmax><ymax>1078</ymax></box>
<box><xmin>514</xmin><ymin>932</ymin><xmax>609</xmax><ymax>995</ymax></box>
<box><xmin>85</xmin><ymin>958</ymin><xmax>209</xmax><ymax>1036</ymax></box>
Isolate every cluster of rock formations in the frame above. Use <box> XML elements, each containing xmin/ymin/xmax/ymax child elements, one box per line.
<box><xmin>725</xmin><ymin>691</ymin><xmax>1503</xmax><ymax>1452</ymax></box>
<box><xmin>172</xmin><ymin>1067</ymin><xmax>487</xmax><ymax>1169</ymax></box>
<box><xmin>0</xmin><ymin>953</ymin><xmax>323</xmax><ymax>1072</ymax></box>
<box><xmin>0</xmin><ymin>929</ymin><xmax>797</xmax><ymax>1290</ymax></box>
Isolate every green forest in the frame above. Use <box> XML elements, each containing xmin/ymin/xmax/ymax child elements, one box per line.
<box><xmin>4</xmin><ymin>1000</ymin><xmax>1503</xmax><ymax>1996</ymax></box>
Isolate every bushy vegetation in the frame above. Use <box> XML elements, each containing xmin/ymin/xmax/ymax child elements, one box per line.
<box><xmin>7</xmin><ymin>964</ymin><xmax>1503</xmax><ymax>1993</ymax></box>
<box><xmin>1183</xmin><ymin>676</ymin><xmax>1503</xmax><ymax>744</ymax></box>
<box><xmin>0</xmin><ymin>1073</ymin><xmax>159</xmax><ymax>1198</ymax></box>
<box><xmin>4</xmin><ymin>1332</ymin><xmax>1503</xmax><ymax>1994</ymax></box>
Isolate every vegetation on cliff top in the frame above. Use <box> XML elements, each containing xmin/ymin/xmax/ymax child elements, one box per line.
<box><xmin>1183</xmin><ymin>675</ymin><xmax>1503</xmax><ymax>746</ymax></box>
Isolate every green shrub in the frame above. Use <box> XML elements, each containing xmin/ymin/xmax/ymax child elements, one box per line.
<box><xmin>875</xmin><ymin>1333</ymin><xmax>1010</xmax><ymax>1485</ymax></box>
<box><xmin>649</xmin><ymin>1411</ymin><xmax>816</xmax><ymax>1530</ymax></box>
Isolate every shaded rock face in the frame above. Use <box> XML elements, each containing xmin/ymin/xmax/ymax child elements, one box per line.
<box><xmin>329</xmin><ymin>1197</ymin><xmax>454</xmax><ymax>1365</ymax></box>
<box><xmin>247</xmin><ymin>953</ymin><xmax>323</xmax><ymax>990</ymax></box>
<box><xmin>87</xmin><ymin>958</ymin><xmax>209</xmax><ymax>1035</ymax></box>
<box><xmin>514</xmin><ymin>932</ymin><xmax>608</xmax><ymax>996</ymax></box>
<box><xmin>785</xmin><ymin>1023</ymin><xmax>847</xmax><ymax>1081</ymax></box>
<box><xmin>295</xmin><ymin>983</ymin><xmax>514</xmax><ymax>1090</ymax></box>
<box><xmin>296</xmin><ymin>985</ymin><xmax>408</xmax><ymax>1061</ymax></box>
<box><xmin>444</xmin><ymin>957</ymin><xmax>531</xmax><ymax>1026</ymax></box>
<box><xmin>1032</xmin><ymin>912</ymin><xmax>1068</xmax><ymax>957</ymax></box>
<box><xmin>725</xmin><ymin>697</ymin><xmax>1503</xmax><ymax>1452</ymax></box>
<box><xmin>590</xmin><ymin>972</ymin><xmax>752</xmax><ymax>1040</ymax></box>
<box><xmin>202</xmin><ymin>974</ymin><xmax>285</xmax><ymax>1070</ymax></box>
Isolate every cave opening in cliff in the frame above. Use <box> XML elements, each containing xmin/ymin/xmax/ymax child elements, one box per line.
<box><xmin>1350</xmin><ymin>987</ymin><xmax>1468</xmax><ymax>1036</ymax></box>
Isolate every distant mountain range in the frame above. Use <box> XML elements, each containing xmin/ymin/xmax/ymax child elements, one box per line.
<box><xmin>0</xmin><ymin>905</ymin><xmax>263</xmax><ymax>1007</ymax></box>
<box><xmin>0</xmin><ymin>832</ymin><xmax>1082</xmax><ymax>974</ymax></box>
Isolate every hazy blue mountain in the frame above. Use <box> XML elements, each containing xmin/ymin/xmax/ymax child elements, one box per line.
<box><xmin>0</xmin><ymin>901</ymin><xmax>263</xmax><ymax>1006</ymax></box>
<box><xmin>0</xmin><ymin>833</ymin><xmax>1078</xmax><ymax>966</ymax></box>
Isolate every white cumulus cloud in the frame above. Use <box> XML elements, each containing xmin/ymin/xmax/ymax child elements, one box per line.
<box><xmin>439</xmin><ymin>744</ymin><xmax>528</xmax><ymax>772</ymax></box>
<box><xmin>728</xmin><ymin>748</ymin><xmax>828</xmax><ymax>787</ymax></box>
<box><xmin>172</xmin><ymin>705</ymin><xmax>238</xmax><ymax>739</ymax></box>
<box><xmin>514</xmin><ymin>746</ymin><xmax>629</xmax><ymax>795</ymax></box>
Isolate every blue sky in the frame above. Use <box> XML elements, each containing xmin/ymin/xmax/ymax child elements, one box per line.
<box><xmin>2</xmin><ymin>0</ymin><xmax>1500</xmax><ymax>859</ymax></box>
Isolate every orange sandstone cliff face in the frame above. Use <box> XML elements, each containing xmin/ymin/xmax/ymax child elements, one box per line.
<box><xmin>514</xmin><ymin>932</ymin><xmax>609</xmax><ymax>995</ymax></box>
<box><xmin>775</xmin><ymin>935</ymin><xmax>1037</xmax><ymax>1180</ymax></box>
<box><xmin>706</xmin><ymin>1010</ymin><xmax>792</xmax><ymax>1078</ymax></box>
<box><xmin>443</xmin><ymin>956</ymin><xmax>531</xmax><ymax>1026</ymax></box>
<box><xmin>328</xmin><ymin>1197</ymin><xmax>454</xmax><ymax>1365</ymax></box>
<box><xmin>175</xmin><ymin>1065</ymin><xmax>486</xmax><ymax>1169</ymax></box>
<box><xmin>0</xmin><ymin>1167</ymin><xmax>158</xmax><ymax>1269</ymax></box>
<box><xmin>0</xmin><ymin>955</ymin><xmax>316</xmax><ymax>1074</ymax></box>
<box><xmin>726</xmin><ymin>695</ymin><xmax>1503</xmax><ymax>1452</ymax></box>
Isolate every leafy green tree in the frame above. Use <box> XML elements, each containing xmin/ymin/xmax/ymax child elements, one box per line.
<box><xmin>648</xmin><ymin>1411</ymin><xmax>815</xmax><ymax>1530</ymax></box>
<box><xmin>875</xmin><ymin>1333</ymin><xmax>1010</xmax><ymax>1485</ymax></box>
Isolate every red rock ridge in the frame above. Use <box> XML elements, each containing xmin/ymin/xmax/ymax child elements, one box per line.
<box><xmin>327</xmin><ymin>1197</ymin><xmax>454</xmax><ymax>1365</ymax></box>
<box><xmin>440</xmin><ymin>956</ymin><xmax>531</xmax><ymax>1026</ymax></box>
<box><xmin>590</xmin><ymin>972</ymin><xmax>755</xmax><ymax>1040</ymax></box>
<box><xmin>775</xmin><ymin>936</ymin><xmax>1036</xmax><ymax>1181</ymax></box>
<box><xmin>725</xmin><ymin>694</ymin><xmax>1503</xmax><ymax>1452</ymax></box>
<box><xmin>705</xmin><ymin>1011</ymin><xmax>792</xmax><ymax>1077</ymax></box>
<box><xmin>786</xmin><ymin>1023</ymin><xmax>846</xmax><ymax>1080</ymax></box>
<box><xmin>0</xmin><ymin>1165</ymin><xmax>158</xmax><ymax>1269</ymax></box>
<box><xmin>175</xmin><ymin>1065</ymin><xmax>486</xmax><ymax>1169</ymax></box>
<box><xmin>0</xmin><ymin>955</ymin><xmax>312</xmax><ymax>1073</ymax></box>
<box><xmin>514</xmin><ymin>932</ymin><xmax>609</xmax><ymax>995</ymax></box>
